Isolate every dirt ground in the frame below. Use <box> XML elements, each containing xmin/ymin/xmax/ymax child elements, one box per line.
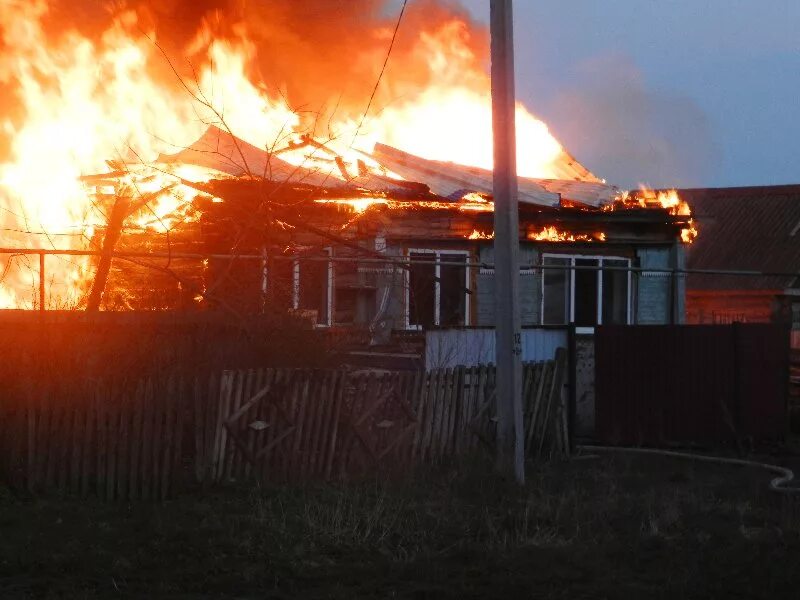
<box><xmin>2</xmin><ymin>453</ymin><xmax>800</xmax><ymax>599</ymax></box>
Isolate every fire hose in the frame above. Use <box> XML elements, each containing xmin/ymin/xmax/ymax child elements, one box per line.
<box><xmin>576</xmin><ymin>445</ymin><xmax>798</xmax><ymax>495</ymax></box>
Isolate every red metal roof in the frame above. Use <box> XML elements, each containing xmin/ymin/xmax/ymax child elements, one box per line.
<box><xmin>680</xmin><ymin>185</ymin><xmax>800</xmax><ymax>291</ymax></box>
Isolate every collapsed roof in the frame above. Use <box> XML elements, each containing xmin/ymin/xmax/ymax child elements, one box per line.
<box><xmin>159</xmin><ymin>126</ymin><xmax>618</xmax><ymax>209</ymax></box>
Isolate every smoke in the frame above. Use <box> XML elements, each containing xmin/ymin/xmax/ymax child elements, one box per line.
<box><xmin>541</xmin><ymin>54</ymin><xmax>719</xmax><ymax>188</ymax></box>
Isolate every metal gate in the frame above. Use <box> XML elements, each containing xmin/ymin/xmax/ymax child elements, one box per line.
<box><xmin>595</xmin><ymin>324</ymin><xmax>789</xmax><ymax>445</ymax></box>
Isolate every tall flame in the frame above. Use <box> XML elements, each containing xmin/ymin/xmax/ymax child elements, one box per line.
<box><xmin>0</xmin><ymin>1</ymin><xmax>693</xmax><ymax>309</ymax></box>
<box><xmin>0</xmin><ymin>3</ymin><xmax>574</xmax><ymax>308</ymax></box>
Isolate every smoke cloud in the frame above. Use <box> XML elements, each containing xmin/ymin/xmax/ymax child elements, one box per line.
<box><xmin>540</xmin><ymin>54</ymin><xmax>719</xmax><ymax>188</ymax></box>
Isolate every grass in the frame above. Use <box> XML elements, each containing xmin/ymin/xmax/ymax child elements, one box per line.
<box><xmin>2</xmin><ymin>453</ymin><xmax>800</xmax><ymax>598</ymax></box>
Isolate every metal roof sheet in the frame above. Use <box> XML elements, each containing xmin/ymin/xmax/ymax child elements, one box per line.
<box><xmin>371</xmin><ymin>143</ymin><xmax>616</xmax><ymax>207</ymax></box>
<box><xmin>681</xmin><ymin>185</ymin><xmax>800</xmax><ymax>291</ymax></box>
<box><xmin>160</xmin><ymin>127</ymin><xmax>616</xmax><ymax>208</ymax></box>
<box><xmin>158</xmin><ymin>126</ymin><xmax>410</xmax><ymax>195</ymax></box>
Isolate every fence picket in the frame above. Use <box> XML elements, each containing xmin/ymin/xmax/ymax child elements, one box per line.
<box><xmin>26</xmin><ymin>398</ymin><xmax>36</xmax><ymax>493</ymax></box>
<box><xmin>226</xmin><ymin>370</ymin><xmax>246</xmax><ymax>481</ymax></box>
<box><xmin>33</xmin><ymin>388</ymin><xmax>50</xmax><ymax>493</ymax></box>
<box><xmin>141</xmin><ymin>378</ymin><xmax>154</xmax><ymax>500</ymax></box>
<box><xmin>80</xmin><ymin>391</ymin><xmax>94</xmax><ymax>498</ymax></box>
<box><xmin>290</xmin><ymin>372</ymin><xmax>311</xmax><ymax>482</ymax></box>
<box><xmin>324</xmin><ymin>372</ymin><xmax>345</xmax><ymax>481</ymax></box>
<box><xmin>214</xmin><ymin>371</ymin><xmax>234</xmax><ymax>483</ymax></box>
<box><xmin>116</xmin><ymin>387</ymin><xmax>130</xmax><ymax>502</ymax></box>
<box><xmin>0</xmin><ymin>356</ymin><xmax>568</xmax><ymax>500</ymax></box>
<box><xmin>58</xmin><ymin>403</ymin><xmax>73</xmax><ymax>494</ymax></box>
<box><xmin>407</xmin><ymin>369</ymin><xmax>425</xmax><ymax>463</ymax></box>
<box><xmin>306</xmin><ymin>371</ymin><xmax>328</xmax><ymax>479</ymax></box>
<box><xmin>70</xmin><ymin>400</ymin><xmax>85</xmax><ymax>496</ymax></box>
<box><xmin>105</xmin><ymin>392</ymin><xmax>118</xmax><ymax>502</ymax></box>
<box><xmin>152</xmin><ymin>378</ymin><xmax>165</xmax><ymax>500</ymax></box>
<box><xmin>262</xmin><ymin>369</ymin><xmax>282</xmax><ymax>481</ymax></box>
<box><xmin>243</xmin><ymin>369</ymin><xmax>265</xmax><ymax>480</ymax></box>
<box><xmin>161</xmin><ymin>376</ymin><xmax>176</xmax><ymax>501</ymax></box>
<box><xmin>420</xmin><ymin>370</ymin><xmax>440</xmax><ymax>462</ymax></box>
<box><xmin>447</xmin><ymin>368</ymin><xmax>463</xmax><ymax>456</ymax></box>
<box><xmin>95</xmin><ymin>383</ymin><xmax>106</xmax><ymax>498</ymax></box>
<box><xmin>129</xmin><ymin>380</ymin><xmax>144</xmax><ymax>501</ymax></box>
<box><xmin>171</xmin><ymin>374</ymin><xmax>187</xmax><ymax>496</ymax></box>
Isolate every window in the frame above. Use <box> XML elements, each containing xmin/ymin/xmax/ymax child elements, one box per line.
<box><xmin>267</xmin><ymin>250</ymin><xmax>332</xmax><ymax>326</ymax></box>
<box><xmin>266</xmin><ymin>257</ymin><xmax>295</xmax><ymax>313</ymax></box>
<box><xmin>298</xmin><ymin>255</ymin><xmax>332</xmax><ymax>326</ymax></box>
<box><xmin>542</xmin><ymin>257</ymin><xmax>570</xmax><ymax>325</ymax></box>
<box><xmin>332</xmin><ymin>255</ymin><xmax>378</xmax><ymax>327</ymax></box>
<box><xmin>541</xmin><ymin>255</ymin><xmax>631</xmax><ymax>326</ymax></box>
<box><xmin>333</xmin><ymin>258</ymin><xmax>359</xmax><ymax>326</ymax></box>
<box><xmin>407</xmin><ymin>250</ymin><xmax>470</xmax><ymax>328</ymax></box>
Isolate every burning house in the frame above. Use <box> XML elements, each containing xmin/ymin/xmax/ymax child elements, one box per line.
<box><xmin>71</xmin><ymin>125</ymin><xmax>694</xmax><ymax>341</ymax></box>
<box><xmin>0</xmin><ymin>0</ymin><xmax>696</xmax><ymax>340</ymax></box>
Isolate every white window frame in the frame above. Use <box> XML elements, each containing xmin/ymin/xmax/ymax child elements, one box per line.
<box><xmin>405</xmin><ymin>249</ymin><xmax>471</xmax><ymax>330</ymax></box>
<box><xmin>541</xmin><ymin>253</ymin><xmax>632</xmax><ymax>326</ymax></box>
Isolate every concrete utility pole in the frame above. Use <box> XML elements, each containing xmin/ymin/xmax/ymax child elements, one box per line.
<box><xmin>490</xmin><ymin>0</ymin><xmax>525</xmax><ymax>484</ymax></box>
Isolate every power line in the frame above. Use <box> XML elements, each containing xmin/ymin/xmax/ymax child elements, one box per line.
<box><xmin>350</xmin><ymin>0</ymin><xmax>409</xmax><ymax>148</ymax></box>
<box><xmin>0</xmin><ymin>247</ymin><xmax>794</xmax><ymax>280</ymax></box>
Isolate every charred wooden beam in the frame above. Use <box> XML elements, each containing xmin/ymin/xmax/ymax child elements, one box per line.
<box><xmin>86</xmin><ymin>194</ymin><xmax>131</xmax><ymax>311</ymax></box>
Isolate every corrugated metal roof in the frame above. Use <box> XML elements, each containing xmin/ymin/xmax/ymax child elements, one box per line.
<box><xmin>372</xmin><ymin>143</ymin><xmax>617</xmax><ymax>207</ymax></box>
<box><xmin>158</xmin><ymin>126</ymin><xmax>411</xmax><ymax>195</ymax></box>
<box><xmin>546</xmin><ymin>147</ymin><xmax>606</xmax><ymax>183</ymax></box>
<box><xmin>160</xmin><ymin>126</ymin><xmax>616</xmax><ymax>208</ymax></box>
<box><xmin>681</xmin><ymin>185</ymin><xmax>800</xmax><ymax>291</ymax></box>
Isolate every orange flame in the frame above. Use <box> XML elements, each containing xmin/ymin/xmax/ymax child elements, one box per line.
<box><xmin>609</xmin><ymin>188</ymin><xmax>698</xmax><ymax>244</ymax></box>
<box><xmin>468</xmin><ymin>229</ymin><xmax>493</xmax><ymax>240</ymax></box>
<box><xmin>528</xmin><ymin>227</ymin><xmax>606</xmax><ymax>243</ymax></box>
<box><xmin>0</xmin><ymin>5</ymin><xmax>572</xmax><ymax>308</ymax></box>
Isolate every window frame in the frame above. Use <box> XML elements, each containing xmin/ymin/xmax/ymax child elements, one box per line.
<box><xmin>540</xmin><ymin>253</ymin><xmax>632</xmax><ymax>326</ymax></box>
<box><xmin>405</xmin><ymin>248</ymin><xmax>471</xmax><ymax>330</ymax></box>
<box><xmin>267</xmin><ymin>248</ymin><xmax>333</xmax><ymax>328</ymax></box>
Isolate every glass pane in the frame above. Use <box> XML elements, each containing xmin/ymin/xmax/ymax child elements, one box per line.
<box><xmin>299</xmin><ymin>255</ymin><xmax>330</xmax><ymax>325</ymax></box>
<box><xmin>409</xmin><ymin>252</ymin><xmax>436</xmax><ymax>328</ymax></box>
<box><xmin>439</xmin><ymin>253</ymin><xmax>467</xmax><ymax>327</ymax></box>
<box><xmin>602</xmin><ymin>259</ymin><xmax>629</xmax><ymax>325</ymax></box>
<box><xmin>574</xmin><ymin>259</ymin><xmax>599</xmax><ymax>326</ymax></box>
<box><xmin>542</xmin><ymin>257</ymin><xmax>570</xmax><ymax>325</ymax></box>
<box><xmin>268</xmin><ymin>258</ymin><xmax>295</xmax><ymax>313</ymax></box>
<box><xmin>333</xmin><ymin>254</ymin><xmax>358</xmax><ymax>325</ymax></box>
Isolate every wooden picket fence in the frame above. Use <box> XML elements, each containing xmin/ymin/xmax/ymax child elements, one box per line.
<box><xmin>0</xmin><ymin>350</ymin><xmax>568</xmax><ymax>500</ymax></box>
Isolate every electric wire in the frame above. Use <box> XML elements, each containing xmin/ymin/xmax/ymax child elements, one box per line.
<box><xmin>350</xmin><ymin>0</ymin><xmax>409</xmax><ymax>148</ymax></box>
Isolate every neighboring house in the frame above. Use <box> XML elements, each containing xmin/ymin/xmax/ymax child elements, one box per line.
<box><xmin>93</xmin><ymin>126</ymin><xmax>692</xmax><ymax>339</ymax></box>
<box><xmin>679</xmin><ymin>185</ymin><xmax>800</xmax><ymax>328</ymax></box>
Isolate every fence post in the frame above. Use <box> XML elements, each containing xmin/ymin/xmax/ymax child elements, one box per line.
<box><xmin>39</xmin><ymin>252</ymin><xmax>45</xmax><ymax>312</ymax></box>
<box><xmin>567</xmin><ymin>325</ymin><xmax>577</xmax><ymax>453</ymax></box>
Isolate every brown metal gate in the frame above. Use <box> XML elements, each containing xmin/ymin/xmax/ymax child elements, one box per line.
<box><xmin>595</xmin><ymin>324</ymin><xmax>789</xmax><ymax>445</ymax></box>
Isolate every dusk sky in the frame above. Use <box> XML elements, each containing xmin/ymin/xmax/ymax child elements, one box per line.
<box><xmin>458</xmin><ymin>0</ymin><xmax>800</xmax><ymax>189</ymax></box>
